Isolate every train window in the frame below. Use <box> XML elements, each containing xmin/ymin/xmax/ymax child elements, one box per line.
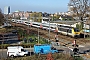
<box><xmin>51</xmin><ymin>27</ymin><xmax>55</xmax><ymax>29</ymax></box>
<box><xmin>58</xmin><ymin>25</ymin><xmax>73</xmax><ymax>28</ymax></box>
<box><xmin>43</xmin><ymin>24</ymin><xmax>52</xmax><ymax>27</ymax></box>
<box><xmin>25</xmin><ymin>22</ymin><xmax>28</xmax><ymax>23</ymax></box>
<box><xmin>59</xmin><ymin>28</ymin><xmax>68</xmax><ymax>32</ymax></box>
<box><xmin>58</xmin><ymin>28</ymin><xmax>60</xmax><ymax>30</ymax></box>
<box><xmin>65</xmin><ymin>19</ymin><xmax>67</xmax><ymax>20</ymax></box>
<box><xmin>74</xmin><ymin>28</ymin><xmax>79</xmax><ymax>32</ymax></box>
<box><xmin>0</xmin><ymin>34</ymin><xmax>3</xmax><ymax>37</ymax></box>
<box><xmin>58</xmin><ymin>25</ymin><xmax>61</xmax><ymax>27</ymax></box>
<box><xmin>68</xmin><ymin>29</ymin><xmax>72</xmax><ymax>33</ymax></box>
<box><xmin>34</xmin><ymin>24</ymin><xmax>37</xmax><ymax>25</ymax></box>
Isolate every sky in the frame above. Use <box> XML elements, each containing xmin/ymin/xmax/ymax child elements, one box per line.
<box><xmin>0</xmin><ymin>0</ymin><xmax>70</xmax><ymax>13</ymax></box>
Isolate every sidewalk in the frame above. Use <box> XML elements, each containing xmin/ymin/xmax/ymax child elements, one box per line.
<box><xmin>0</xmin><ymin>49</ymin><xmax>7</xmax><ymax>51</ymax></box>
<box><xmin>0</xmin><ymin>48</ymin><xmax>34</xmax><ymax>52</ymax></box>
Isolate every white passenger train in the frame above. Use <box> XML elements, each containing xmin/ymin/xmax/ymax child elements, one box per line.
<box><xmin>11</xmin><ymin>19</ymin><xmax>80</xmax><ymax>38</ymax></box>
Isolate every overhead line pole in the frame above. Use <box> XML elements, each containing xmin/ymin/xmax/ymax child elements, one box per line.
<box><xmin>38</xmin><ymin>26</ymin><xmax>39</xmax><ymax>44</ymax></box>
<box><xmin>49</xmin><ymin>17</ymin><xmax>50</xmax><ymax>43</ymax></box>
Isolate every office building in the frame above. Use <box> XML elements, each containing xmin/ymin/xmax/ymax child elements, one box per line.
<box><xmin>4</xmin><ymin>6</ymin><xmax>10</xmax><ymax>14</ymax></box>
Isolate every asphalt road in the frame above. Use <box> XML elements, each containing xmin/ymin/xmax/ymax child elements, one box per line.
<box><xmin>0</xmin><ymin>47</ymin><xmax>72</xmax><ymax>59</ymax></box>
<box><xmin>0</xmin><ymin>45</ymin><xmax>90</xmax><ymax>60</ymax></box>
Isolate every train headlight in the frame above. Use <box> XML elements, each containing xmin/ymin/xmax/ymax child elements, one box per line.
<box><xmin>74</xmin><ymin>32</ymin><xmax>79</xmax><ymax>34</ymax></box>
<box><xmin>75</xmin><ymin>33</ymin><xmax>78</xmax><ymax>34</ymax></box>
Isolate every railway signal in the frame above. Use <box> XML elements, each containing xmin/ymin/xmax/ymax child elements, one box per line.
<box><xmin>72</xmin><ymin>40</ymin><xmax>78</xmax><ymax>47</ymax></box>
<box><xmin>73</xmin><ymin>40</ymin><xmax>76</xmax><ymax>46</ymax></box>
<box><xmin>55</xmin><ymin>33</ymin><xmax>59</xmax><ymax>42</ymax></box>
<box><xmin>72</xmin><ymin>40</ymin><xmax>79</xmax><ymax>55</ymax></box>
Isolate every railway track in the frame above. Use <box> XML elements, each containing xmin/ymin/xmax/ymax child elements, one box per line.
<box><xmin>11</xmin><ymin>23</ymin><xmax>90</xmax><ymax>47</ymax></box>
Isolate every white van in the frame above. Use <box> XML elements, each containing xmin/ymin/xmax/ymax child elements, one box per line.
<box><xmin>7</xmin><ymin>46</ymin><xmax>29</xmax><ymax>57</ymax></box>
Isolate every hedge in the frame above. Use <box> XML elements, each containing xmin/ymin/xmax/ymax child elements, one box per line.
<box><xmin>0</xmin><ymin>43</ymin><xmax>34</xmax><ymax>49</ymax></box>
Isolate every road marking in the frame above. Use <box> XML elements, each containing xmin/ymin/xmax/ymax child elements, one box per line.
<box><xmin>79</xmin><ymin>45</ymin><xmax>84</xmax><ymax>47</ymax></box>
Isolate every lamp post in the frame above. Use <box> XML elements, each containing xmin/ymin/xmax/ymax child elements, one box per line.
<box><xmin>1</xmin><ymin>33</ymin><xmax>4</xmax><ymax>59</ymax></box>
<box><xmin>49</xmin><ymin>17</ymin><xmax>50</xmax><ymax>43</ymax></box>
<box><xmin>28</xmin><ymin>19</ymin><xmax>30</xmax><ymax>34</ymax></box>
<box><xmin>84</xmin><ymin>20</ymin><xmax>86</xmax><ymax>38</ymax></box>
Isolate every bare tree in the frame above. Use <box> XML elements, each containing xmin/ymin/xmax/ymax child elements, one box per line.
<box><xmin>68</xmin><ymin>0</ymin><xmax>90</xmax><ymax>29</ymax></box>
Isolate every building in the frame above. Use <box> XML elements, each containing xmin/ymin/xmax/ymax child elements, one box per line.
<box><xmin>11</xmin><ymin>11</ymin><xmax>31</xmax><ymax>19</ymax></box>
<box><xmin>59</xmin><ymin>15</ymin><xmax>74</xmax><ymax>20</ymax></box>
<box><xmin>4</xmin><ymin>6</ymin><xmax>10</xmax><ymax>14</ymax></box>
<box><xmin>42</xmin><ymin>17</ymin><xmax>51</xmax><ymax>23</ymax></box>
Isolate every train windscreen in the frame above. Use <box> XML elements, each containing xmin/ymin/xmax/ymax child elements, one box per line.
<box><xmin>74</xmin><ymin>28</ymin><xmax>79</xmax><ymax>32</ymax></box>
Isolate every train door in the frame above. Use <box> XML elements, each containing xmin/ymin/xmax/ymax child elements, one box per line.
<box><xmin>68</xmin><ymin>28</ymin><xmax>73</xmax><ymax>37</ymax></box>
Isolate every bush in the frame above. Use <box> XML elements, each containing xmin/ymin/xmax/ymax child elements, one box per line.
<box><xmin>6</xmin><ymin>53</ymin><xmax>79</xmax><ymax>60</ymax></box>
<box><xmin>0</xmin><ymin>44</ymin><xmax>10</xmax><ymax>49</ymax></box>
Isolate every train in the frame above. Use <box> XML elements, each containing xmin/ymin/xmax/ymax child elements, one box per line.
<box><xmin>11</xmin><ymin>19</ymin><xmax>81</xmax><ymax>38</ymax></box>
